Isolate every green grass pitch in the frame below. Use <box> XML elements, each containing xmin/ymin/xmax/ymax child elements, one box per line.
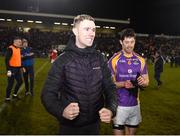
<box><xmin>0</xmin><ymin>56</ymin><xmax>180</xmax><ymax>134</ymax></box>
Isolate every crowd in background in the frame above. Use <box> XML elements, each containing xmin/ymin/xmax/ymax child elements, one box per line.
<box><xmin>0</xmin><ymin>27</ymin><xmax>180</xmax><ymax>66</ymax></box>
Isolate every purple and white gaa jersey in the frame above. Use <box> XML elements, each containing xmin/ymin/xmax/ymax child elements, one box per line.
<box><xmin>108</xmin><ymin>51</ymin><xmax>148</xmax><ymax>107</ymax></box>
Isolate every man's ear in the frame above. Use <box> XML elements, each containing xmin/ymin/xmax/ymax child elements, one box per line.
<box><xmin>120</xmin><ymin>40</ymin><xmax>123</xmax><ymax>45</ymax></box>
<box><xmin>72</xmin><ymin>27</ymin><xmax>77</xmax><ymax>36</ymax></box>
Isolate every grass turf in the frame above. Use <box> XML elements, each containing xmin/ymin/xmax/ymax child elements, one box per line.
<box><xmin>0</xmin><ymin>56</ymin><xmax>180</xmax><ymax>134</ymax></box>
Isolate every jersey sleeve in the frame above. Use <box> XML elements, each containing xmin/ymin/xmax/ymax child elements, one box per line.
<box><xmin>108</xmin><ymin>52</ymin><xmax>121</xmax><ymax>81</ymax></box>
<box><xmin>140</xmin><ymin>58</ymin><xmax>148</xmax><ymax>75</ymax></box>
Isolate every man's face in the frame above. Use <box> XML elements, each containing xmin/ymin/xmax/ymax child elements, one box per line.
<box><xmin>73</xmin><ymin>20</ymin><xmax>96</xmax><ymax>48</ymax></box>
<box><xmin>120</xmin><ymin>37</ymin><xmax>135</xmax><ymax>54</ymax></box>
<box><xmin>23</xmin><ymin>40</ymin><xmax>28</xmax><ymax>48</ymax></box>
<box><xmin>14</xmin><ymin>39</ymin><xmax>22</xmax><ymax>48</ymax></box>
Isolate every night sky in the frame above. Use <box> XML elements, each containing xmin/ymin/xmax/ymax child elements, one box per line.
<box><xmin>1</xmin><ymin>0</ymin><xmax>180</xmax><ymax>35</ymax></box>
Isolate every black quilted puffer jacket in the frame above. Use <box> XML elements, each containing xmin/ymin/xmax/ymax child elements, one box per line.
<box><xmin>41</xmin><ymin>36</ymin><xmax>117</xmax><ymax>127</ymax></box>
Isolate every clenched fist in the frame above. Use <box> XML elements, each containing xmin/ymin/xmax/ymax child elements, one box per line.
<box><xmin>62</xmin><ymin>103</ymin><xmax>80</xmax><ymax>120</ymax></box>
<box><xmin>99</xmin><ymin>108</ymin><xmax>112</xmax><ymax>123</ymax></box>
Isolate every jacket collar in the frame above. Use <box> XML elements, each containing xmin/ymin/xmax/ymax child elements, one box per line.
<box><xmin>64</xmin><ymin>34</ymin><xmax>96</xmax><ymax>56</ymax></box>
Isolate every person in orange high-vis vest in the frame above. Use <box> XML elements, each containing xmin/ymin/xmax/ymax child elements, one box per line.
<box><xmin>5</xmin><ymin>36</ymin><xmax>23</xmax><ymax>101</ymax></box>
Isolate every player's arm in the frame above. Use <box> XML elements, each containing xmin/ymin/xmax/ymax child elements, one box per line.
<box><xmin>114</xmin><ymin>80</ymin><xmax>125</xmax><ymax>88</ymax></box>
<box><xmin>101</xmin><ymin>55</ymin><xmax>117</xmax><ymax>119</ymax></box>
<box><xmin>41</xmin><ymin>57</ymin><xmax>70</xmax><ymax>121</ymax></box>
<box><xmin>112</xmin><ymin>75</ymin><xmax>134</xmax><ymax>89</ymax></box>
<box><xmin>137</xmin><ymin>58</ymin><xmax>149</xmax><ymax>87</ymax></box>
<box><xmin>137</xmin><ymin>73</ymin><xmax>149</xmax><ymax>87</ymax></box>
<box><xmin>5</xmin><ymin>48</ymin><xmax>12</xmax><ymax>70</ymax></box>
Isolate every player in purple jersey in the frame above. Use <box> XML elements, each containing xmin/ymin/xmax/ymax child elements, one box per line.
<box><xmin>108</xmin><ymin>28</ymin><xmax>149</xmax><ymax>135</ymax></box>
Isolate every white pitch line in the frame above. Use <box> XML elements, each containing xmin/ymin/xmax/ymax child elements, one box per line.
<box><xmin>0</xmin><ymin>61</ymin><xmax>49</xmax><ymax>113</ymax></box>
<box><xmin>18</xmin><ymin>61</ymin><xmax>49</xmax><ymax>93</ymax></box>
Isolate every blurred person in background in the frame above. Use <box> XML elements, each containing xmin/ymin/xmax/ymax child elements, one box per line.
<box><xmin>5</xmin><ymin>36</ymin><xmax>23</xmax><ymax>101</ymax></box>
<box><xmin>21</xmin><ymin>38</ymin><xmax>34</xmax><ymax>96</ymax></box>
<box><xmin>50</xmin><ymin>49</ymin><xmax>58</xmax><ymax>63</ymax></box>
<box><xmin>154</xmin><ymin>51</ymin><xmax>164</xmax><ymax>88</ymax></box>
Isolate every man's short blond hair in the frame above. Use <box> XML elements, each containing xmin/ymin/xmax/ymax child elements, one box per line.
<box><xmin>73</xmin><ymin>14</ymin><xmax>95</xmax><ymax>28</ymax></box>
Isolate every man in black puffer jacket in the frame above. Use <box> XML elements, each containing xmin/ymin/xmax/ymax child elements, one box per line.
<box><xmin>41</xmin><ymin>14</ymin><xmax>117</xmax><ymax>135</ymax></box>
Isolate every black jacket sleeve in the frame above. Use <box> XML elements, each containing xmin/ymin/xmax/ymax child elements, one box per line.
<box><xmin>100</xmin><ymin>55</ymin><xmax>117</xmax><ymax>117</ymax></box>
<box><xmin>5</xmin><ymin>48</ymin><xmax>12</xmax><ymax>70</ymax></box>
<box><xmin>41</xmin><ymin>57</ymin><xmax>70</xmax><ymax>121</ymax></box>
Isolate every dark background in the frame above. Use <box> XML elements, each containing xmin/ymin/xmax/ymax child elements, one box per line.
<box><xmin>1</xmin><ymin>0</ymin><xmax>180</xmax><ymax>35</ymax></box>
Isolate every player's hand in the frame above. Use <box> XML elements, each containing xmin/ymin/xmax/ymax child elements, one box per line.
<box><xmin>124</xmin><ymin>80</ymin><xmax>134</xmax><ymax>89</ymax></box>
<box><xmin>62</xmin><ymin>103</ymin><xmax>80</xmax><ymax>120</ymax></box>
<box><xmin>99</xmin><ymin>108</ymin><xmax>112</xmax><ymax>123</ymax></box>
<box><xmin>137</xmin><ymin>76</ymin><xmax>146</xmax><ymax>86</ymax></box>
<box><xmin>22</xmin><ymin>68</ymin><xmax>26</xmax><ymax>73</ymax></box>
<box><xmin>7</xmin><ymin>70</ymin><xmax>12</xmax><ymax>77</ymax></box>
<box><xmin>29</xmin><ymin>52</ymin><xmax>34</xmax><ymax>56</ymax></box>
